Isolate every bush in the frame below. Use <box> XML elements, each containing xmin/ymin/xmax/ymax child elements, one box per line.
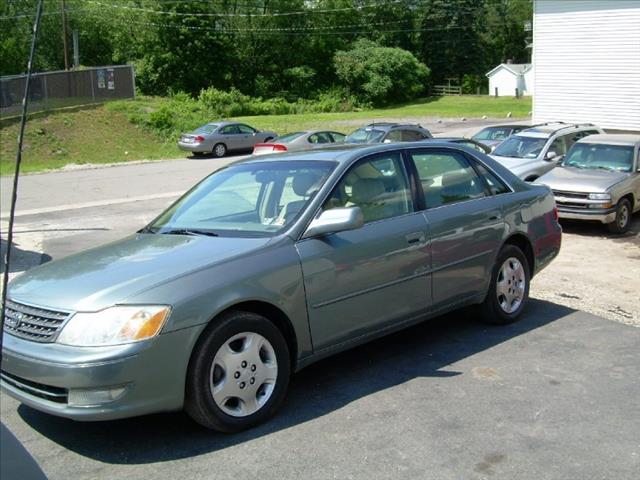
<box><xmin>334</xmin><ymin>40</ymin><xmax>430</xmax><ymax>106</ymax></box>
<box><xmin>461</xmin><ymin>74</ymin><xmax>487</xmax><ymax>95</ymax></box>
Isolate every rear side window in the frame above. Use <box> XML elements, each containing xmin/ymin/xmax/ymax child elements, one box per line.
<box><xmin>474</xmin><ymin>163</ymin><xmax>511</xmax><ymax>195</ymax></box>
<box><xmin>402</xmin><ymin>130</ymin><xmax>429</xmax><ymax>141</ymax></box>
<box><xmin>409</xmin><ymin>150</ymin><xmax>487</xmax><ymax>208</ymax></box>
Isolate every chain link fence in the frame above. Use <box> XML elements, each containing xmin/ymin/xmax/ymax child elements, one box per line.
<box><xmin>0</xmin><ymin>65</ymin><xmax>135</xmax><ymax>117</ymax></box>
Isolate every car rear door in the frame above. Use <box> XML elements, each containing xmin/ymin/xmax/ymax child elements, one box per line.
<box><xmin>296</xmin><ymin>150</ymin><xmax>431</xmax><ymax>351</ymax></box>
<box><xmin>406</xmin><ymin>147</ymin><xmax>506</xmax><ymax>308</ymax></box>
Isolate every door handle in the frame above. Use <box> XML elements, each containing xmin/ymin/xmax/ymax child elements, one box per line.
<box><xmin>405</xmin><ymin>232</ymin><xmax>426</xmax><ymax>245</ymax></box>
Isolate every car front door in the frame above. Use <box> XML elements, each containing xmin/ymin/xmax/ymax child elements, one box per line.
<box><xmin>296</xmin><ymin>151</ymin><xmax>431</xmax><ymax>351</ymax></box>
<box><xmin>220</xmin><ymin>124</ymin><xmax>241</xmax><ymax>150</ymax></box>
<box><xmin>407</xmin><ymin>148</ymin><xmax>505</xmax><ymax>308</ymax></box>
<box><xmin>237</xmin><ymin>124</ymin><xmax>258</xmax><ymax>149</ymax></box>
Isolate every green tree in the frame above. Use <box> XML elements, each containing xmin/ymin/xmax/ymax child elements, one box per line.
<box><xmin>334</xmin><ymin>39</ymin><xmax>430</xmax><ymax>105</ymax></box>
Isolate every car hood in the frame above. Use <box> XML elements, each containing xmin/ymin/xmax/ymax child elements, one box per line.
<box><xmin>490</xmin><ymin>154</ymin><xmax>538</xmax><ymax>166</ymax></box>
<box><xmin>536</xmin><ymin>166</ymin><xmax>630</xmax><ymax>192</ymax></box>
<box><xmin>8</xmin><ymin>234</ymin><xmax>272</xmax><ymax>312</ymax></box>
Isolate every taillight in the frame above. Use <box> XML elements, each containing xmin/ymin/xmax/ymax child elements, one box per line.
<box><xmin>194</xmin><ymin>135</ymin><xmax>205</xmax><ymax>143</ymax></box>
<box><xmin>272</xmin><ymin>144</ymin><xmax>288</xmax><ymax>152</ymax></box>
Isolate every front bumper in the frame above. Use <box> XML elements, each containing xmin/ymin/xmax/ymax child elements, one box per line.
<box><xmin>0</xmin><ymin>325</ymin><xmax>203</xmax><ymax>421</ymax></box>
<box><xmin>557</xmin><ymin>207</ymin><xmax>616</xmax><ymax>224</ymax></box>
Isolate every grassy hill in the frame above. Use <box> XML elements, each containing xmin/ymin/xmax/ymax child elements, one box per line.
<box><xmin>1</xmin><ymin>95</ymin><xmax>531</xmax><ymax>175</ymax></box>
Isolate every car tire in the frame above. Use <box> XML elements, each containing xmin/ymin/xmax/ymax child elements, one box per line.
<box><xmin>480</xmin><ymin>245</ymin><xmax>530</xmax><ymax>325</ymax></box>
<box><xmin>212</xmin><ymin>143</ymin><xmax>227</xmax><ymax>158</ymax></box>
<box><xmin>185</xmin><ymin>311</ymin><xmax>290</xmax><ymax>432</ymax></box>
<box><xmin>607</xmin><ymin>198</ymin><xmax>632</xmax><ymax>234</ymax></box>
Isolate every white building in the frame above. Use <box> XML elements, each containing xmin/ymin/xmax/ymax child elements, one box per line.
<box><xmin>533</xmin><ymin>0</ymin><xmax>640</xmax><ymax>132</ymax></box>
<box><xmin>486</xmin><ymin>63</ymin><xmax>533</xmax><ymax>97</ymax></box>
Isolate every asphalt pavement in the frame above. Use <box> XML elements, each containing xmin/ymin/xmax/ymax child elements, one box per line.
<box><xmin>1</xmin><ymin>300</ymin><xmax>639</xmax><ymax>479</ymax></box>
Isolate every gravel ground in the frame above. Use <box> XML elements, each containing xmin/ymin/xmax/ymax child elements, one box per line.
<box><xmin>531</xmin><ymin>218</ymin><xmax>640</xmax><ymax>326</ymax></box>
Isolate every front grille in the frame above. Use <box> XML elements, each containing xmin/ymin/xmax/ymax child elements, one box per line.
<box><xmin>1</xmin><ymin>370</ymin><xmax>68</xmax><ymax>404</ymax></box>
<box><xmin>552</xmin><ymin>190</ymin><xmax>590</xmax><ymax>200</ymax></box>
<box><xmin>3</xmin><ymin>300</ymin><xmax>72</xmax><ymax>343</ymax></box>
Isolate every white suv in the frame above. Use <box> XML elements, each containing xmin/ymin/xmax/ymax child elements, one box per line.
<box><xmin>490</xmin><ymin>122</ymin><xmax>604</xmax><ymax>181</ymax></box>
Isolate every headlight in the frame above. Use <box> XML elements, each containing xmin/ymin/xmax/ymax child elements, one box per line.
<box><xmin>588</xmin><ymin>193</ymin><xmax>611</xmax><ymax>200</ymax></box>
<box><xmin>56</xmin><ymin>306</ymin><xmax>170</xmax><ymax>347</ymax></box>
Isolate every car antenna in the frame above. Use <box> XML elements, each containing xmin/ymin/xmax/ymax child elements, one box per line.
<box><xmin>1</xmin><ymin>0</ymin><xmax>44</xmax><ymax>369</ymax></box>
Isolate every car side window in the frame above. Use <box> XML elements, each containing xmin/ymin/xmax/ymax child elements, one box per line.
<box><xmin>237</xmin><ymin>124</ymin><xmax>256</xmax><ymax>134</ymax></box>
<box><xmin>385</xmin><ymin>130</ymin><xmax>403</xmax><ymax>142</ymax></box>
<box><xmin>402</xmin><ymin>130</ymin><xmax>428</xmax><ymax>142</ymax></box>
<box><xmin>221</xmin><ymin>125</ymin><xmax>239</xmax><ymax>135</ymax></box>
<box><xmin>548</xmin><ymin>136</ymin><xmax>567</xmax><ymax>156</ymax></box>
<box><xmin>330</xmin><ymin>132</ymin><xmax>346</xmax><ymax>142</ymax></box>
<box><xmin>474</xmin><ymin>162</ymin><xmax>511</xmax><ymax>195</ymax></box>
<box><xmin>308</xmin><ymin>132</ymin><xmax>333</xmax><ymax>144</ymax></box>
<box><xmin>323</xmin><ymin>152</ymin><xmax>413</xmax><ymax>223</ymax></box>
<box><xmin>409</xmin><ymin>150</ymin><xmax>487</xmax><ymax>208</ymax></box>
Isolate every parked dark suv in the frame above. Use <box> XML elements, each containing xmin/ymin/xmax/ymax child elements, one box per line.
<box><xmin>345</xmin><ymin>123</ymin><xmax>433</xmax><ymax>144</ymax></box>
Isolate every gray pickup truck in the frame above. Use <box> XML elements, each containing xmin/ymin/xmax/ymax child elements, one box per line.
<box><xmin>536</xmin><ymin>134</ymin><xmax>640</xmax><ymax>233</ymax></box>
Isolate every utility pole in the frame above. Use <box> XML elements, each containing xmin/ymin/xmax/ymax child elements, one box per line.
<box><xmin>61</xmin><ymin>0</ymin><xmax>70</xmax><ymax>70</ymax></box>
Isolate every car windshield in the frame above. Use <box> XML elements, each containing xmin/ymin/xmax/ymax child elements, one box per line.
<box><xmin>562</xmin><ymin>143</ymin><xmax>635</xmax><ymax>172</ymax></box>
<box><xmin>493</xmin><ymin>135</ymin><xmax>547</xmax><ymax>159</ymax></box>
<box><xmin>148</xmin><ymin>161</ymin><xmax>335</xmax><ymax>236</ymax></box>
<box><xmin>472</xmin><ymin>127</ymin><xmax>513</xmax><ymax>141</ymax></box>
<box><xmin>193</xmin><ymin>124</ymin><xmax>219</xmax><ymax>134</ymax></box>
<box><xmin>345</xmin><ymin>127</ymin><xmax>386</xmax><ymax>144</ymax></box>
<box><xmin>275</xmin><ymin>132</ymin><xmax>305</xmax><ymax>143</ymax></box>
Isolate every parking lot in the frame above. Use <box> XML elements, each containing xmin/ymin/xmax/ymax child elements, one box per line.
<box><xmin>1</xmin><ymin>144</ymin><xmax>639</xmax><ymax>479</ymax></box>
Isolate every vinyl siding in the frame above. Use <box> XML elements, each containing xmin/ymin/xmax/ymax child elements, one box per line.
<box><xmin>533</xmin><ymin>0</ymin><xmax>640</xmax><ymax>131</ymax></box>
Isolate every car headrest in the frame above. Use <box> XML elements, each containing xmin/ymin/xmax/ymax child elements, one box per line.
<box><xmin>351</xmin><ymin>178</ymin><xmax>385</xmax><ymax>204</ymax></box>
<box><xmin>292</xmin><ymin>172</ymin><xmax>322</xmax><ymax>197</ymax></box>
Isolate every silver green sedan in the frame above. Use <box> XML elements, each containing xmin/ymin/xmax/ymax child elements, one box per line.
<box><xmin>178</xmin><ymin>121</ymin><xmax>277</xmax><ymax>157</ymax></box>
<box><xmin>2</xmin><ymin>143</ymin><xmax>562</xmax><ymax>432</ymax></box>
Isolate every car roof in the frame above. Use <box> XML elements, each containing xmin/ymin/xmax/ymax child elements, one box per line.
<box><xmin>577</xmin><ymin>133</ymin><xmax>640</xmax><ymax>147</ymax></box>
<box><xmin>518</xmin><ymin>122</ymin><xmax>598</xmax><ymax>138</ymax></box>
<box><xmin>479</xmin><ymin>124</ymin><xmax>530</xmax><ymax>130</ymax></box>
<box><xmin>362</xmin><ymin>123</ymin><xmax>426</xmax><ymax>131</ymax></box>
<box><xmin>239</xmin><ymin>141</ymin><xmax>471</xmax><ymax>165</ymax></box>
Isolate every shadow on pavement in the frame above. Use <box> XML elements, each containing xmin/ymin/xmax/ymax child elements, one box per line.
<box><xmin>559</xmin><ymin>213</ymin><xmax>640</xmax><ymax>244</ymax></box>
<box><xmin>0</xmin><ymin>239</ymin><xmax>51</xmax><ymax>273</ymax></box>
<box><xmin>17</xmin><ymin>299</ymin><xmax>574</xmax><ymax>465</ymax></box>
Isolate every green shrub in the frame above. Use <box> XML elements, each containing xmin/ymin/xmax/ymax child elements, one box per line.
<box><xmin>334</xmin><ymin>40</ymin><xmax>430</xmax><ymax>106</ymax></box>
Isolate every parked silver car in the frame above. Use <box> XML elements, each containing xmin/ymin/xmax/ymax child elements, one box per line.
<box><xmin>345</xmin><ymin>123</ymin><xmax>432</xmax><ymax>144</ymax></box>
<box><xmin>2</xmin><ymin>143</ymin><xmax>561</xmax><ymax>432</ymax></box>
<box><xmin>252</xmin><ymin>130</ymin><xmax>346</xmax><ymax>155</ymax></box>
<box><xmin>178</xmin><ymin>121</ymin><xmax>277</xmax><ymax>157</ymax></box>
<box><xmin>491</xmin><ymin>122</ymin><xmax>604</xmax><ymax>181</ymax></box>
<box><xmin>536</xmin><ymin>134</ymin><xmax>640</xmax><ymax>233</ymax></box>
<box><xmin>471</xmin><ymin>124</ymin><xmax>530</xmax><ymax>150</ymax></box>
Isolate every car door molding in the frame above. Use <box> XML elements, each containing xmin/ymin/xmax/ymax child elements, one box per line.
<box><xmin>311</xmin><ymin>268</ymin><xmax>431</xmax><ymax>309</ymax></box>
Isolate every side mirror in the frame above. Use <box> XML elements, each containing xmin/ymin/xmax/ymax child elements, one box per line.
<box><xmin>545</xmin><ymin>151</ymin><xmax>557</xmax><ymax>160</ymax></box>
<box><xmin>303</xmin><ymin>207</ymin><xmax>364</xmax><ymax>239</ymax></box>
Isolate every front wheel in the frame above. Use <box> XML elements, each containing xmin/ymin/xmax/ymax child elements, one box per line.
<box><xmin>185</xmin><ymin>311</ymin><xmax>290</xmax><ymax>432</ymax></box>
<box><xmin>607</xmin><ymin>198</ymin><xmax>632</xmax><ymax>234</ymax></box>
<box><xmin>480</xmin><ymin>245</ymin><xmax>530</xmax><ymax>325</ymax></box>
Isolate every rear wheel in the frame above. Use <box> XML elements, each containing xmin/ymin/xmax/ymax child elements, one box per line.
<box><xmin>607</xmin><ymin>198</ymin><xmax>632</xmax><ymax>234</ymax></box>
<box><xmin>185</xmin><ymin>311</ymin><xmax>290</xmax><ymax>432</ymax></box>
<box><xmin>212</xmin><ymin>143</ymin><xmax>227</xmax><ymax>158</ymax></box>
<box><xmin>480</xmin><ymin>245</ymin><xmax>530</xmax><ymax>325</ymax></box>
